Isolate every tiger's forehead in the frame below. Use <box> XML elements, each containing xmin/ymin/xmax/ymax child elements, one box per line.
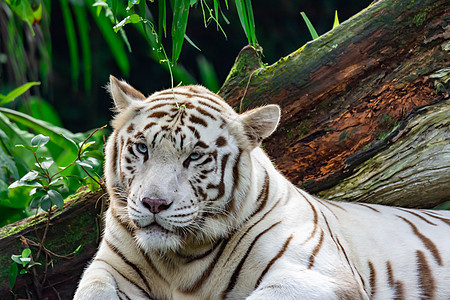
<box><xmin>118</xmin><ymin>86</ymin><xmax>238</xmax><ymax>150</ymax></box>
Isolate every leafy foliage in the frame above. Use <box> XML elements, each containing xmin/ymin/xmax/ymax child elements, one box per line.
<box><xmin>0</xmin><ymin>84</ymin><xmax>105</xmax><ymax>227</ymax></box>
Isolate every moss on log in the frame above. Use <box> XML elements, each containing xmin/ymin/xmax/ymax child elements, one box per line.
<box><xmin>0</xmin><ymin>189</ymin><xmax>105</xmax><ymax>299</ymax></box>
<box><xmin>220</xmin><ymin>0</ymin><xmax>449</xmax><ymax>200</ymax></box>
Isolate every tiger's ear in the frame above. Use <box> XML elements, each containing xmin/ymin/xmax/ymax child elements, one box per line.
<box><xmin>108</xmin><ymin>75</ymin><xmax>146</xmax><ymax>111</ymax></box>
<box><xmin>240</xmin><ymin>105</ymin><xmax>280</xmax><ymax>148</ymax></box>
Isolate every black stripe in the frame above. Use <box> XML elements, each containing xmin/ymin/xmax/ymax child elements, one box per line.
<box><xmin>397</xmin><ymin>216</ymin><xmax>442</xmax><ymax>265</ymax></box>
<box><xmin>196</xmin><ymin>106</ymin><xmax>217</xmax><ymax>120</ymax></box>
<box><xmin>181</xmin><ymin>239</ymin><xmax>229</xmax><ymax>293</ymax></box>
<box><xmin>189</xmin><ymin>114</ymin><xmax>208</xmax><ymax>127</ymax></box>
<box><xmin>225</xmin><ymin>151</ymin><xmax>243</xmax><ymax>214</ymax></box>
<box><xmin>206</xmin><ymin>154</ymin><xmax>230</xmax><ymax>201</ymax></box>
<box><xmin>422</xmin><ymin>211</ymin><xmax>450</xmax><ymax>226</ymax></box>
<box><xmin>104</xmin><ymin>239</ymin><xmax>153</xmax><ymax>295</ymax></box>
<box><xmin>251</xmin><ymin>170</ymin><xmax>270</xmax><ymax>216</ymax></box>
<box><xmin>398</xmin><ymin>208</ymin><xmax>436</xmax><ymax>226</ymax></box>
<box><xmin>228</xmin><ymin>198</ymin><xmax>282</xmax><ymax>257</ymax></box>
<box><xmin>255</xmin><ymin>234</ymin><xmax>293</xmax><ymax>288</ymax></box>
<box><xmin>301</xmin><ymin>198</ymin><xmax>318</xmax><ymax>245</ymax></box>
<box><xmin>307</xmin><ymin>229</ymin><xmax>324</xmax><ymax>269</ymax></box>
<box><xmin>356</xmin><ymin>203</ymin><xmax>381</xmax><ymax>213</ymax></box>
<box><xmin>94</xmin><ymin>258</ymin><xmax>152</xmax><ymax>298</ymax></box>
<box><xmin>223</xmin><ymin>221</ymin><xmax>282</xmax><ymax>297</ymax></box>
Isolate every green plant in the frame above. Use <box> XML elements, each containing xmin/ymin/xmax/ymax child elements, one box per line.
<box><xmin>9</xmin><ymin>248</ymin><xmax>41</xmax><ymax>292</ymax></box>
<box><xmin>300</xmin><ymin>10</ymin><xmax>340</xmax><ymax>40</ymax></box>
<box><xmin>3</xmin><ymin>0</ymin><xmax>257</xmax><ymax>92</ymax></box>
<box><xmin>0</xmin><ymin>83</ymin><xmax>105</xmax><ymax>226</ymax></box>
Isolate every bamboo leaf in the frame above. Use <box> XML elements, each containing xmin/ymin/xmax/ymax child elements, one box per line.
<box><xmin>184</xmin><ymin>34</ymin><xmax>201</xmax><ymax>51</ymax></box>
<box><xmin>214</xmin><ymin>0</ymin><xmax>219</xmax><ymax>29</ymax></box>
<box><xmin>0</xmin><ymin>82</ymin><xmax>41</xmax><ymax>106</ymax></box>
<box><xmin>333</xmin><ymin>10</ymin><xmax>340</xmax><ymax>29</ymax></box>
<box><xmin>172</xmin><ymin>0</ymin><xmax>190</xmax><ymax>63</ymax></box>
<box><xmin>158</xmin><ymin>0</ymin><xmax>167</xmax><ymax>40</ymax></box>
<box><xmin>59</xmin><ymin>0</ymin><xmax>79</xmax><ymax>88</ymax></box>
<box><xmin>300</xmin><ymin>12</ymin><xmax>319</xmax><ymax>40</ymax></box>
<box><xmin>244</xmin><ymin>0</ymin><xmax>257</xmax><ymax>45</ymax></box>
<box><xmin>72</xmin><ymin>4</ymin><xmax>92</xmax><ymax>91</ymax></box>
<box><xmin>234</xmin><ymin>0</ymin><xmax>249</xmax><ymax>42</ymax></box>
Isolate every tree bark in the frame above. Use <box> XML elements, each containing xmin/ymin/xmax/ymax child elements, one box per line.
<box><xmin>1</xmin><ymin>0</ymin><xmax>449</xmax><ymax>298</ymax></box>
<box><xmin>219</xmin><ymin>0</ymin><xmax>449</xmax><ymax>207</ymax></box>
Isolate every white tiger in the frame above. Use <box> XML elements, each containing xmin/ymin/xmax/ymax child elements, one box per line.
<box><xmin>74</xmin><ymin>76</ymin><xmax>450</xmax><ymax>300</ymax></box>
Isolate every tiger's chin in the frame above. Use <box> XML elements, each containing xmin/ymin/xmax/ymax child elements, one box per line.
<box><xmin>134</xmin><ymin>223</ymin><xmax>183</xmax><ymax>253</ymax></box>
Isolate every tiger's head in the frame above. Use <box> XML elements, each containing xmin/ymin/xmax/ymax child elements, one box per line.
<box><xmin>105</xmin><ymin>76</ymin><xmax>280</xmax><ymax>253</ymax></box>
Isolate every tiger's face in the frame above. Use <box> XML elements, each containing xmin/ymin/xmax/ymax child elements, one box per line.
<box><xmin>105</xmin><ymin>77</ymin><xmax>280</xmax><ymax>253</ymax></box>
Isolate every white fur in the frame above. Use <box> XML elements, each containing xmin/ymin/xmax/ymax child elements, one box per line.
<box><xmin>74</xmin><ymin>80</ymin><xmax>450</xmax><ymax>300</ymax></box>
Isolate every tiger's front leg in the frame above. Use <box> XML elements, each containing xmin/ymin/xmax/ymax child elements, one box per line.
<box><xmin>246</xmin><ymin>268</ymin><xmax>369</xmax><ymax>300</ymax></box>
<box><xmin>74</xmin><ymin>263</ymin><xmax>120</xmax><ymax>300</ymax></box>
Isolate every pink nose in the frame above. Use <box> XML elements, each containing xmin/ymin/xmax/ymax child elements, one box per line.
<box><xmin>142</xmin><ymin>198</ymin><xmax>171</xmax><ymax>214</ymax></box>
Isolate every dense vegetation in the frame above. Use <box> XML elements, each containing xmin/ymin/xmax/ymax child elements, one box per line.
<box><xmin>0</xmin><ymin>0</ymin><xmax>370</xmax><ymax>227</ymax></box>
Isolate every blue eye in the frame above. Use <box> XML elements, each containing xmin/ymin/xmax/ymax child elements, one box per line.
<box><xmin>136</xmin><ymin>143</ymin><xmax>148</xmax><ymax>154</ymax></box>
<box><xmin>189</xmin><ymin>152</ymin><xmax>201</xmax><ymax>160</ymax></box>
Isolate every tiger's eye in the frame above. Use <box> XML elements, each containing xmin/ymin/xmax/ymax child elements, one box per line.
<box><xmin>136</xmin><ymin>143</ymin><xmax>148</xmax><ymax>154</ymax></box>
<box><xmin>189</xmin><ymin>152</ymin><xmax>201</xmax><ymax>160</ymax></box>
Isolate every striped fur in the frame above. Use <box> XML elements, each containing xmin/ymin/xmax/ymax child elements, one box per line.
<box><xmin>74</xmin><ymin>77</ymin><xmax>450</xmax><ymax>300</ymax></box>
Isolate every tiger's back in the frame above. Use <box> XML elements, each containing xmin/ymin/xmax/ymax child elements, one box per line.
<box><xmin>74</xmin><ymin>77</ymin><xmax>450</xmax><ymax>300</ymax></box>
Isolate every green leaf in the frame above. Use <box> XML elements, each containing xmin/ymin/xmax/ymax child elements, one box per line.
<box><xmin>0</xmin><ymin>146</ymin><xmax>19</xmax><ymax>179</ymax></box>
<box><xmin>15</xmin><ymin>144</ymin><xmax>38</xmax><ymax>152</ymax></box>
<box><xmin>19</xmin><ymin>269</ymin><xmax>28</xmax><ymax>274</ymax></box>
<box><xmin>244</xmin><ymin>0</ymin><xmax>257</xmax><ymax>45</ymax></box>
<box><xmin>21</xmin><ymin>248</ymin><xmax>31</xmax><ymax>258</ymax></box>
<box><xmin>0</xmin><ymin>108</ymin><xmax>80</xmax><ymax>155</ymax></box>
<box><xmin>9</xmin><ymin>262</ymin><xmax>18</xmax><ymax>290</ymax></box>
<box><xmin>158</xmin><ymin>0</ymin><xmax>167</xmax><ymax>40</ymax></box>
<box><xmin>73</xmin><ymin>5</ymin><xmax>92</xmax><ymax>92</ymax></box>
<box><xmin>85</xmin><ymin>176</ymin><xmax>101</xmax><ymax>192</ymax></box>
<box><xmin>9</xmin><ymin>171</ymin><xmax>42</xmax><ymax>189</ymax></box>
<box><xmin>18</xmin><ymin>97</ymin><xmax>63</xmax><ymax>127</ymax></box>
<box><xmin>0</xmin><ymin>82</ymin><xmax>41</xmax><ymax>106</ymax></box>
<box><xmin>31</xmin><ymin>134</ymin><xmax>50</xmax><ymax>148</ymax></box>
<box><xmin>77</xmin><ymin>161</ymin><xmax>94</xmax><ymax>170</ymax></box>
<box><xmin>11</xmin><ymin>255</ymin><xmax>22</xmax><ymax>265</ymax></box>
<box><xmin>47</xmin><ymin>190</ymin><xmax>64</xmax><ymax>210</ymax></box>
<box><xmin>197</xmin><ymin>56</ymin><xmax>220</xmax><ymax>92</ymax></box>
<box><xmin>40</xmin><ymin>194</ymin><xmax>52</xmax><ymax>211</ymax></box>
<box><xmin>214</xmin><ymin>0</ymin><xmax>219</xmax><ymax>29</ymax></box>
<box><xmin>82</xmin><ymin>149</ymin><xmax>105</xmax><ymax>161</ymax></box>
<box><xmin>59</xmin><ymin>0</ymin><xmax>79</xmax><ymax>88</ymax></box>
<box><xmin>171</xmin><ymin>0</ymin><xmax>190</xmax><ymax>63</ymax></box>
<box><xmin>28</xmin><ymin>262</ymin><xmax>42</xmax><ymax>268</ymax></box>
<box><xmin>300</xmin><ymin>12</ymin><xmax>319</xmax><ymax>40</ymax></box>
<box><xmin>29</xmin><ymin>196</ymin><xmax>42</xmax><ymax>209</ymax></box>
<box><xmin>36</xmin><ymin>159</ymin><xmax>54</xmax><ymax>170</ymax></box>
<box><xmin>333</xmin><ymin>10</ymin><xmax>340</xmax><ymax>29</ymax></box>
<box><xmin>184</xmin><ymin>34</ymin><xmax>201</xmax><ymax>51</ymax></box>
<box><xmin>235</xmin><ymin>0</ymin><xmax>249</xmax><ymax>41</ymax></box>
<box><xmin>80</xmin><ymin>141</ymin><xmax>96</xmax><ymax>154</ymax></box>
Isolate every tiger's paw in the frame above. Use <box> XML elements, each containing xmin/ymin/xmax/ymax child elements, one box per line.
<box><xmin>73</xmin><ymin>280</ymin><xmax>119</xmax><ymax>300</ymax></box>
